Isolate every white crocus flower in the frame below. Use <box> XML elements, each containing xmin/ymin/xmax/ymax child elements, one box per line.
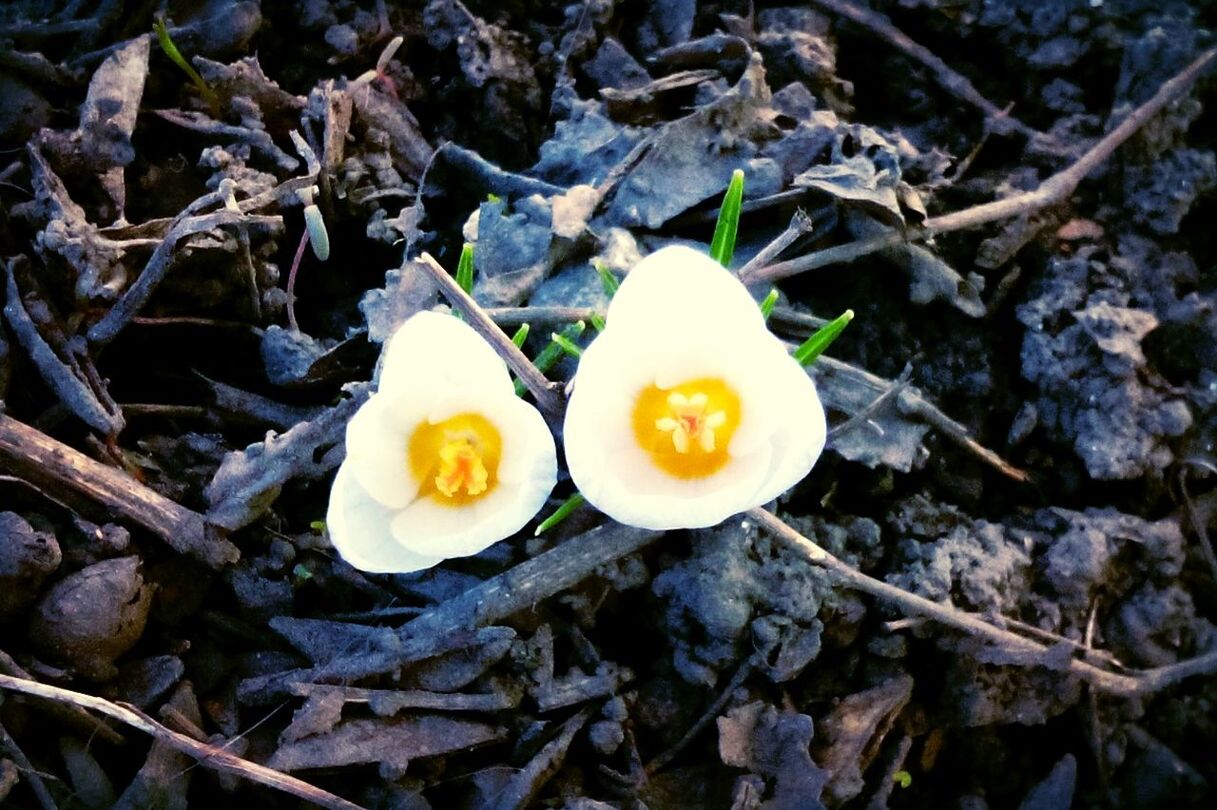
<box><xmin>563</xmin><ymin>245</ymin><xmax>827</xmax><ymax>530</ymax></box>
<box><xmin>327</xmin><ymin>311</ymin><xmax>557</xmax><ymax>572</ymax></box>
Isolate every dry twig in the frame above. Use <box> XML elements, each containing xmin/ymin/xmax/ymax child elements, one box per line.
<box><xmin>810</xmin><ymin>0</ymin><xmax>1040</xmax><ymax>139</ymax></box>
<box><xmin>750</xmin><ymin>508</ymin><xmax>1217</xmax><ymax>699</ymax></box>
<box><xmin>741</xmin><ymin>47</ymin><xmax>1217</xmax><ymax>286</ymax></box>
<box><xmin>417</xmin><ymin>252</ymin><xmax>564</xmax><ymax>415</ymax></box>
<box><xmin>0</xmin><ymin>674</ymin><xmax>366</xmax><ymax>810</ymax></box>
<box><xmin>0</xmin><ymin>414</ymin><xmax>239</xmax><ymax>568</ymax></box>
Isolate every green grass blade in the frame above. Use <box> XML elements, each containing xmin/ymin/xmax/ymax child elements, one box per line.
<box><xmin>793</xmin><ymin>309</ymin><xmax>854</xmax><ymax>366</ymax></box>
<box><xmin>709</xmin><ymin>169</ymin><xmax>745</xmax><ymax>267</ymax></box>
<box><xmin>534</xmin><ymin>492</ymin><xmax>586</xmax><ymax>535</ymax></box>
<box><xmin>550</xmin><ymin>331</ymin><xmax>583</xmax><ymax>358</ymax></box>
<box><xmin>759</xmin><ymin>288</ymin><xmax>779</xmax><ymax>320</ymax></box>
<box><xmin>594</xmin><ymin>259</ymin><xmax>619</xmax><ymax>298</ymax></box>
<box><xmin>515</xmin><ymin>320</ymin><xmax>586</xmax><ymax>396</ymax></box>
<box><xmin>153</xmin><ymin>17</ymin><xmax>220</xmax><ymax>114</ymax></box>
<box><xmin>455</xmin><ymin>243</ymin><xmax>475</xmax><ymax>294</ymax></box>
<box><xmin>511</xmin><ymin>323</ymin><xmax>530</xmax><ymax>347</ymax></box>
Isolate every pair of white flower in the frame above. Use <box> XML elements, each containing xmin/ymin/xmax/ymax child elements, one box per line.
<box><xmin>327</xmin><ymin>246</ymin><xmax>828</xmax><ymax>573</ymax></box>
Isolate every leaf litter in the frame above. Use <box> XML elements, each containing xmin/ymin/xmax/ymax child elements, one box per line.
<box><xmin>1</xmin><ymin>1</ymin><xmax>1217</xmax><ymax>808</ymax></box>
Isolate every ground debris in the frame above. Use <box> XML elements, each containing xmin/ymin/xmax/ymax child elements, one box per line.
<box><xmin>205</xmin><ymin>383</ymin><xmax>369</xmax><ymax>530</ymax></box>
<box><xmin>267</xmin><ymin>713</ymin><xmax>507</xmax><ymax>773</ymax></box>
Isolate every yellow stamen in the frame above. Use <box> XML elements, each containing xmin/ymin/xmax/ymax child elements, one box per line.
<box><xmin>434</xmin><ymin>439</ymin><xmax>489</xmax><ymax>497</ymax></box>
<box><xmin>407</xmin><ymin>412</ymin><xmax>502</xmax><ymax>505</ymax></box>
<box><xmin>632</xmin><ymin>377</ymin><xmax>741</xmax><ymax>479</ymax></box>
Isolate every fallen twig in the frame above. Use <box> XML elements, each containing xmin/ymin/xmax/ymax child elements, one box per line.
<box><xmin>417</xmin><ymin>252</ymin><xmax>564</xmax><ymax>416</ymax></box>
<box><xmin>0</xmin><ymin>674</ymin><xmax>367</xmax><ymax>810</ymax></box>
<box><xmin>810</xmin><ymin>0</ymin><xmax>1040</xmax><ymax>139</ymax></box>
<box><xmin>0</xmin><ymin>718</ymin><xmax>57</xmax><ymax>810</ymax></box>
<box><xmin>87</xmin><ymin>180</ymin><xmax>281</xmax><ymax>347</ymax></box>
<box><xmin>0</xmin><ymin>414</ymin><xmax>239</xmax><ymax>568</ymax></box>
<box><xmin>440</xmin><ymin>143</ymin><xmax>566</xmax><ymax>198</ymax></box>
<box><xmin>741</xmin><ymin>47</ymin><xmax>1217</xmax><ymax>285</ymax></box>
<box><xmin>645</xmin><ymin>652</ymin><xmax>758</xmax><ymax>775</ymax></box>
<box><xmin>486</xmin><ymin>708</ymin><xmax>591</xmax><ymax>810</ymax></box>
<box><xmin>241</xmin><ymin>523</ymin><xmax>661</xmax><ymax>702</ymax></box>
<box><xmin>750</xmin><ymin>508</ymin><xmax>1217</xmax><ymax>699</ymax></box>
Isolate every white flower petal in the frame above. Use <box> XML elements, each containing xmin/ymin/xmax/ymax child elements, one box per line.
<box><xmin>378</xmin><ymin>310</ymin><xmax>514</xmax><ymax>398</ymax></box>
<box><xmin>390</xmin><ymin>473</ymin><xmax>550</xmax><ymax>558</ymax></box>
<box><xmin>607</xmin><ymin>245</ymin><xmax>767</xmax><ymax>333</ymax></box>
<box><xmin>746</xmin><ymin>359</ymin><xmax>828</xmax><ymax>506</ymax></box>
<box><xmin>326</xmin><ymin>463</ymin><xmax>445</xmax><ymax>574</ymax></box>
<box><xmin>344</xmin><ymin>392</ymin><xmax>426</xmax><ymax>509</ymax></box>
<box><xmin>566</xmin><ymin>417</ymin><xmax>775</xmax><ymax>529</ymax></box>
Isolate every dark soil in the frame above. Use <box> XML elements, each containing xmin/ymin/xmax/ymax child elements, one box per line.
<box><xmin>2</xmin><ymin>1</ymin><xmax>1217</xmax><ymax>809</ymax></box>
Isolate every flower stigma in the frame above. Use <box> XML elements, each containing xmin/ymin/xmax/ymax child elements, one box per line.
<box><xmin>632</xmin><ymin>377</ymin><xmax>742</xmax><ymax>479</ymax></box>
<box><xmin>407</xmin><ymin>412</ymin><xmax>502</xmax><ymax>506</ymax></box>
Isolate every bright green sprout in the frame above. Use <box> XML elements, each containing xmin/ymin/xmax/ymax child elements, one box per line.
<box><xmin>710</xmin><ymin>168</ymin><xmax>745</xmax><ymax>268</ymax></box>
<box><xmin>303</xmin><ymin>204</ymin><xmax>330</xmax><ymax>261</ymax></box>
<box><xmin>534</xmin><ymin>492</ymin><xmax>586</xmax><ymax>535</ymax></box>
<box><xmin>589</xmin><ymin>313</ymin><xmax>607</xmax><ymax>333</ymax></box>
<box><xmin>893</xmin><ymin>771</ymin><xmax>912</xmax><ymax>789</ymax></box>
<box><xmin>594</xmin><ymin>259</ymin><xmax>620</xmax><ymax>298</ymax></box>
<box><xmin>515</xmin><ymin>320</ymin><xmax>586</xmax><ymax>396</ymax></box>
<box><xmin>309</xmin><ymin>520</ymin><xmax>326</xmax><ymax>532</ymax></box>
<box><xmin>486</xmin><ymin>193</ymin><xmax>502</xmax><ymax>204</ymax></box>
<box><xmin>550</xmin><ymin>331</ymin><xmax>583</xmax><ymax>358</ymax></box>
<box><xmin>456</xmin><ymin>243</ymin><xmax>475</xmax><ymax>295</ymax></box>
<box><xmin>793</xmin><ymin>309</ymin><xmax>854</xmax><ymax>366</ymax></box>
<box><xmin>153</xmin><ymin>17</ymin><xmax>220</xmax><ymax>116</ymax></box>
<box><xmin>759</xmin><ymin>288</ymin><xmax>779</xmax><ymax>320</ymax></box>
<box><xmin>511</xmin><ymin>323</ymin><xmax>530</xmax><ymax>348</ymax></box>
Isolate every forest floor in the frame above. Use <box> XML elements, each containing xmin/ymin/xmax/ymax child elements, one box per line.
<box><xmin>2</xmin><ymin>1</ymin><xmax>1217</xmax><ymax>808</ymax></box>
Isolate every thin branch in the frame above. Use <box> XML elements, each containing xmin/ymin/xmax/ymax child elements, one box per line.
<box><xmin>740</xmin><ymin>47</ymin><xmax>1217</xmax><ymax>286</ymax></box>
<box><xmin>810</xmin><ymin>0</ymin><xmax>1040</xmax><ymax>139</ymax></box>
<box><xmin>0</xmin><ymin>674</ymin><xmax>367</xmax><ymax>810</ymax></box>
<box><xmin>749</xmin><ymin>508</ymin><xmax>1217</xmax><ymax>699</ymax></box>
<box><xmin>736</xmin><ymin>209</ymin><xmax>816</xmax><ymax>279</ymax></box>
<box><xmin>416</xmin><ymin>252</ymin><xmax>564</xmax><ymax>416</ymax></box>
<box><xmin>645</xmin><ymin>652</ymin><xmax>759</xmax><ymax>774</ymax></box>
<box><xmin>0</xmin><ymin>719</ymin><xmax>57</xmax><ymax>810</ymax></box>
<box><xmin>487</xmin><ymin>305</ymin><xmax>597</xmax><ymax>328</ymax></box>
<box><xmin>0</xmin><ymin>414</ymin><xmax>239</xmax><ymax>568</ymax></box>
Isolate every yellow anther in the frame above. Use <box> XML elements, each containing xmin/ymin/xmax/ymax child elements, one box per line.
<box><xmin>434</xmin><ymin>439</ymin><xmax>488</xmax><ymax>497</ymax></box>
<box><xmin>633</xmin><ymin>377</ymin><xmax>742</xmax><ymax>479</ymax></box>
<box><xmin>656</xmin><ymin>389</ymin><xmax>727</xmax><ymax>455</ymax></box>
<box><xmin>408</xmin><ymin>412</ymin><xmax>502</xmax><ymax>505</ymax></box>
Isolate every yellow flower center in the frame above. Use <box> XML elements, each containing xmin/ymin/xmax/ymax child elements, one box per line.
<box><xmin>407</xmin><ymin>412</ymin><xmax>502</xmax><ymax>505</ymax></box>
<box><xmin>632</xmin><ymin>377</ymin><xmax>742</xmax><ymax>479</ymax></box>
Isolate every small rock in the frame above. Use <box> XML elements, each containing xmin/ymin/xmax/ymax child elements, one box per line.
<box><xmin>0</xmin><ymin>512</ymin><xmax>61</xmax><ymax>618</ymax></box>
<box><xmin>29</xmin><ymin>556</ymin><xmax>153</xmax><ymax>680</ymax></box>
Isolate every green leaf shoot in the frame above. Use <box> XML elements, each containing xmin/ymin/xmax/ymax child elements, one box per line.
<box><xmin>515</xmin><ymin>320</ymin><xmax>586</xmax><ymax>396</ymax></box>
<box><xmin>511</xmin><ymin>323</ymin><xmax>530</xmax><ymax>347</ymax></box>
<box><xmin>550</xmin><ymin>331</ymin><xmax>583</xmax><ymax>358</ymax></box>
<box><xmin>589</xmin><ymin>313</ymin><xmax>607</xmax><ymax>333</ymax></box>
<box><xmin>534</xmin><ymin>492</ymin><xmax>586</xmax><ymax>535</ymax></box>
<box><xmin>303</xmin><ymin>204</ymin><xmax>330</xmax><ymax>261</ymax></box>
<box><xmin>759</xmin><ymin>288</ymin><xmax>779</xmax><ymax>320</ymax></box>
<box><xmin>793</xmin><ymin>309</ymin><xmax>854</xmax><ymax>366</ymax></box>
<box><xmin>456</xmin><ymin>243</ymin><xmax>475</xmax><ymax>295</ymax></box>
<box><xmin>710</xmin><ymin>168</ymin><xmax>745</xmax><ymax>268</ymax></box>
<box><xmin>153</xmin><ymin>17</ymin><xmax>220</xmax><ymax>116</ymax></box>
<box><xmin>594</xmin><ymin>259</ymin><xmax>620</xmax><ymax>298</ymax></box>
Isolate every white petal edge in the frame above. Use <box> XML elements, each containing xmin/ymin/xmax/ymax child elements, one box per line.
<box><xmin>326</xmin><ymin>463</ymin><xmax>445</xmax><ymax>574</ymax></box>
<box><xmin>564</xmin><ymin>347</ymin><xmax>777</xmax><ymax>530</ymax></box>
<box><xmin>377</xmin><ymin>310</ymin><xmax>515</xmax><ymax>399</ymax></box>
<box><xmin>745</xmin><ymin>351</ymin><xmax>828</xmax><ymax>506</ymax></box>
<box><xmin>343</xmin><ymin>392</ymin><xmax>427</xmax><ymax>509</ymax></box>
<box><xmin>607</xmin><ymin>245</ymin><xmax>767</xmax><ymax>334</ymax></box>
<box><xmin>390</xmin><ymin>451</ymin><xmax>556</xmax><ymax>558</ymax></box>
